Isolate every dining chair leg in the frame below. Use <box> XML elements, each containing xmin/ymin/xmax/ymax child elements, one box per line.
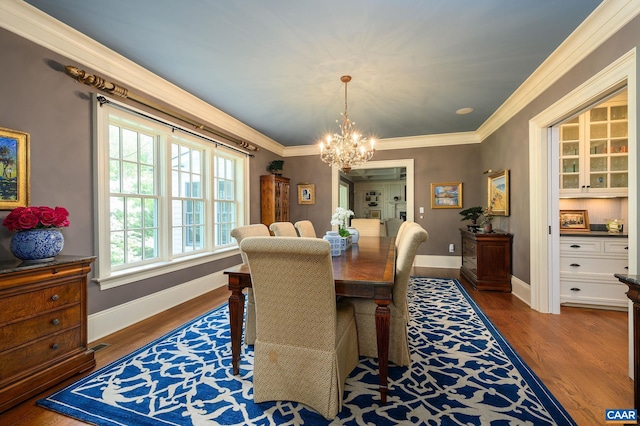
<box><xmin>375</xmin><ymin>300</ymin><xmax>391</xmax><ymax>404</ymax></box>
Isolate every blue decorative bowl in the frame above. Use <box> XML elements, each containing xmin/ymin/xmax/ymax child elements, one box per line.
<box><xmin>10</xmin><ymin>228</ymin><xmax>64</xmax><ymax>263</ymax></box>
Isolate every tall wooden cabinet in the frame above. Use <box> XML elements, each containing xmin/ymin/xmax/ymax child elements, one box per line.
<box><xmin>0</xmin><ymin>255</ymin><xmax>96</xmax><ymax>412</ymax></box>
<box><xmin>460</xmin><ymin>229</ymin><xmax>512</xmax><ymax>292</ymax></box>
<box><xmin>260</xmin><ymin>174</ymin><xmax>290</xmax><ymax>229</ymax></box>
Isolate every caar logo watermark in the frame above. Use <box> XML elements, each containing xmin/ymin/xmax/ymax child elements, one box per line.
<box><xmin>606</xmin><ymin>409</ymin><xmax>638</xmax><ymax>424</ymax></box>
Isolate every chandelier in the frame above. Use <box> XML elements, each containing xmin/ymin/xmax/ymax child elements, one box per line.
<box><xmin>319</xmin><ymin>75</ymin><xmax>375</xmax><ymax>173</ymax></box>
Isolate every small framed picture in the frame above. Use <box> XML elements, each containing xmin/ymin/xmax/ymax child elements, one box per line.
<box><xmin>488</xmin><ymin>170</ymin><xmax>509</xmax><ymax>216</ymax></box>
<box><xmin>0</xmin><ymin>127</ymin><xmax>30</xmax><ymax>210</ymax></box>
<box><xmin>297</xmin><ymin>183</ymin><xmax>315</xmax><ymax>205</ymax></box>
<box><xmin>430</xmin><ymin>182</ymin><xmax>462</xmax><ymax>209</ymax></box>
<box><xmin>560</xmin><ymin>210</ymin><xmax>590</xmax><ymax>232</ymax></box>
<box><xmin>370</xmin><ymin>210</ymin><xmax>381</xmax><ymax>220</ymax></box>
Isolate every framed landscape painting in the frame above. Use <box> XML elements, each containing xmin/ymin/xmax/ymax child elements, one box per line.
<box><xmin>560</xmin><ymin>210</ymin><xmax>590</xmax><ymax>232</ymax></box>
<box><xmin>0</xmin><ymin>127</ymin><xmax>30</xmax><ymax>209</ymax></box>
<box><xmin>487</xmin><ymin>170</ymin><xmax>509</xmax><ymax>216</ymax></box>
<box><xmin>431</xmin><ymin>182</ymin><xmax>462</xmax><ymax>209</ymax></box>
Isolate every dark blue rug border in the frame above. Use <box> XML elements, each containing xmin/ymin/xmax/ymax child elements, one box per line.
<box><xmin>446</xmin><ymin>278</ymin><xmax>576</xmax><ymax>425</ymax></box>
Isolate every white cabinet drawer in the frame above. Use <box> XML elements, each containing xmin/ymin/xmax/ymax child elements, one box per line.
<box><xmin>560</xmin><ymin>240</ymin><xmax>602</xmax><ymax>253</ymax></box>
<box><xmin>604</xmin><ymin>241</ymin><xmax>630</xmax><ymax>254</ymax></box>
<box><xmin>561</xmin><ymin>279</ymin><xmax>628</xmax><ymax>308</ymax></box>
<box><xmin>559</xmin><ymin>257</ymin><xmax>628</xmax><ymax>274</ymax></box>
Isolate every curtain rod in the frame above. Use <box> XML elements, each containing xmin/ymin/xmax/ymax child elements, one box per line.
<box><xmin>64</xmin><ymin>65</ymin><xmax>259</xmax><ymax>153</ymax></box>
<box><xmin>96</xmin><ymin>95</ymin><xmax>254</xmax><ymax>157</ymax></box>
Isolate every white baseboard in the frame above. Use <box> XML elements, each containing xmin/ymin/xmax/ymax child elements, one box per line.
<box><xmin>414</xmin><ymin>254</ymin><xmax>461</xmax><ymax>269</ymax></box>
<box><xmin>88</xmin><ymin>270</ymin><xmax>229</xmax><ymax>343</ymax></box>
<box><xmin>511</xmin><ymin>275</ymin><xmax>531</xmax><ymax>306</ymax></box>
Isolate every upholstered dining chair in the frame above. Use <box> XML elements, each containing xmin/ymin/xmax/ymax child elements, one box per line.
<box><xmin>294</xmin><ymin>220</ymin><xmax>317</xmax><ymax>238</ymax></box>
<box><xmin>240</xmin><ymin>237</ymin><xmax>359</xmax><ymax>420</ymax></box>
<box><xmin>350</xmin><ymin>218</ymin><xmax>381</xmax><ymax>237</ymax></box>
<box><xmin>230</xmin><ymin>224</ymin><xmax>270</xmax><ymax>346</ymax></box>
<box><xmin>269</xmin><ymin>221</ymin><xmax>298</xmax><ymax>236</ymax></box>
<box><xmin>340</xmin><ymin>224</ymin><xmax>428</xmax><ymax>367</ymax></box>
<box><xmin>395</xmin><ymin>220</ymin><xmax>418</xmax><ymax>248</ymax></box>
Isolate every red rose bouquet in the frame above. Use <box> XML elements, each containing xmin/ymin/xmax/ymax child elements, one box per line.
<box><xmin>2</xmin><ymin>206</ymin><xmax>70</xmax><ymax>231</ymax></box>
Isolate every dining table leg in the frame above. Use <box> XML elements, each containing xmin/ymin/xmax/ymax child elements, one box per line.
<box><xmin>375</xmin><ymin>299</ymin><xmax>391</xmax><ymax>404</ymax></box>
<box><xmin>227</xmin><ymin>275</ymin><xmax>246</xmax><ymax>375</ymax></box>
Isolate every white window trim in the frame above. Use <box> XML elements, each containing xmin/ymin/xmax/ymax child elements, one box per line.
<box><xmin>93</xmin><ymin>95</ymin><xmax>250</xmax><ymax>290</ymax></box>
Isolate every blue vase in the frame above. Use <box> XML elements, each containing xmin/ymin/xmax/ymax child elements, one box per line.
<box><xmin>10</xmin><ymin>228</ymin><xmax>64</xmax><ymax>263</ymax></box>
<box><xmin>323</xmin><ymin>231</ymin><xmax>342</xmax><ymax>257</ymax></box>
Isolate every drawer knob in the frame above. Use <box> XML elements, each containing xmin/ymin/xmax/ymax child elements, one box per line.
<box><xmin>51</xmin><ymin>294</ymin><xmax>59</xmax><ymax>301</ymax></box>
<box><xmin>625</xmin><ymin>266</ymin><xmax>629</xmax><ymax>270</ymax></box>
<box><xmin>570</xmin><ymin>245</ymin><xmax>581</xmax><ymax>248</ymax></box>
<box><xmin>51</xmin><ymin>343</ymin><xmax>59</xmax><ymax>350</ymax></box>
<box><xmin>570</xmin><ymin>287</ymin><xmax>581</xmax><ymax>292</ymax></box>
<box><xmin>51</xmin><ymin>318</ymin><xmax>60</xmax><ymax>326</ymax></box>
<box><xmin>569</xmin><ymin>263</ymin><xmax>580</xmax><ymax>267</ymax></box>
<box><xmin>625</xmin><ymin>247</ymin><xmax>629</xmax><ymax>250</ymax></box>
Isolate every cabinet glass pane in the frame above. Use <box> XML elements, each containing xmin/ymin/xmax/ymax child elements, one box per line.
<box><xmin>590</xmin><ymin>173</ymin><xmax>607</xmax><ymax>188</ymax></box>
<box><xmin>590</xmin><ymin>157</ymin><xmax>607</xmax><ymax>172</ymax></box>
<box><xmin>611</xmin><ymin>139</ymin><xmax>628</xmax><ymax>153</ymax></box>
<box><xmin>611</xmin><ymin>105</ymin><xmax>627</xmax><ymax>120</ymax></box>
<box><xmin>589</xmin><ymin>140</ymin><xmax>607</xmax><ymax>154</ymax></box>
<box><xmin>561</xmin><ymin>142</ymin><xmax>579</xmax><ymax>156</ymax></box>
<box><xmin>562</xmin><ymin>159</ymin><xmax>578</xmax><ymax>173</ymax></box>
<box><xmin>610</xmin><ymin>173</ymin><xmax>628</xmax><ymax>188</ymax></box>
<box><xmin>590</xmin><ymin>123</ymin><xmax>607</xmax><ymax>139</ymax></box>
<box><xmin>610</xmin><ymin>156</ymin><xmax>628</xmax><ymax>171</ymax></box>
<box><xmin>561</xmin><ymin>125</ymin><xmax>579</xmax><ymax>141</ymax></box>
<box><xmin>561</xmin><ymin>175</ymin><xmax>580</xmax><ymax>189</ymax></box>
<box><xmin>611</xmin><ymin>122</ymin><xmax>628</xmax><ymax>138</ymax></box>
<box><xmin>590</xmin><ymin>107</ymin><xmax>608</xmax><ymax>122</ymax></box>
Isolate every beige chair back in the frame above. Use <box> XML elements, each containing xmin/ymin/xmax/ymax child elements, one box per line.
<box><xmin>350</xmin><ymin>218</ymin><xmax>381</xmax><ymax>237</ymax></box>
<box><xmin>294</xmin><ymin>220</ymin><xmax>317</xmax><ymax>238</ymax></box>
<box><xmin>241</xmin><ymin>236</ymin><xmax>359</xmax><ymax>419</ymax></box>
<box><xmin>395</xmin><ymin>221</ymin><xmax>419</xmax><ymax>248</ymax></box>
<box><xmin>269</xmin><ymin>221</ymin><xmax>298</xmax><ymax>236</ymax></box>
<box><xmin>393</xmin><ymin>225</ymin><xmax>429</xmax><ymax>319</ymax></box>
<box><xmin>230</xmin><ymin>224</ymin><xmax>270</xmax><ymax>263</ymax></box>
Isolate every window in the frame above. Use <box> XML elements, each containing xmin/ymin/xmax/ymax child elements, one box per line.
<box><xmin>96</xmin><ymin>100</ymin><xmax>247</xmax><ymax>289</ymax></box>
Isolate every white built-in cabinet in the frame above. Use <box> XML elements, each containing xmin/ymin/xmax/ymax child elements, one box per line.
<box><xmin>559</xmin><ymin>99</ymin><xmax>628</xmax><ymax>197</ymax></box>
<box><xmin>354</xmin><ymin>181</ymin><xmax>406</xmax><ymax>220</ymax></box>
<box><xmin>560</xmin><ymin>235</ymin><xmax>629</xmax><ymax>309</ymax></box>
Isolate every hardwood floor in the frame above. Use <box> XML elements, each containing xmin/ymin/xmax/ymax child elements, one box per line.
<box><xmin>0</xmin><ymin>268</ymin><xmax>632</xmax><ymax>425</ymax></box>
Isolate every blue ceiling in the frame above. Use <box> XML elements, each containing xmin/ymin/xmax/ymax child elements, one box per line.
<box><xmin>25</xmin><ymin>0</ymin><xmax>603</xmax><ymax>147</ymax></box>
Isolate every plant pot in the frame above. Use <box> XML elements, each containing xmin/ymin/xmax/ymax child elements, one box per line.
<box><xmin>10</xmin><ymin>228</ymin><xmax>64</xmax><ymax>263</ymax></box>
<box><xmin>483</xmin><ymin>223</ymin><xmax>493</xmax><ymax>233</ymax></box>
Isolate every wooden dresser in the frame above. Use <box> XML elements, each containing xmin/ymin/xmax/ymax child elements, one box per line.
<box><xmin>0</xmin><ymin>255</ymin><xmax>96</xmax><ymax>412</ymax></box>
<box><xmin>260</xmin><ymin>174</ymin><xmax>290</xmax><ymax>229</ymax></box>
<box><xmin>460</xmin><ymin>228</ymin><xmax>512</xmax><ymax>292</ymax></box>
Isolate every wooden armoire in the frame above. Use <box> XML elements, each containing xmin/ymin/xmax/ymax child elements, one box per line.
<box><xmin>260</xmin><ymin>175</ymin><xmax>290</xmax><ymax>229</ymax></box>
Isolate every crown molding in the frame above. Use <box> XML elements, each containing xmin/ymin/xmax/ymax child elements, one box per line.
<box><xmin>477</xmin><ymin>0</ymin><xmax>640</xmax><ymax>141</ymax></box>
<box><xmin>0</xmin><ymin>0</ymin><xmax>282</xmax><ymax>153</ymax></box>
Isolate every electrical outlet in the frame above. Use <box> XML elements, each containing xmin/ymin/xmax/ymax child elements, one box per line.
<box><xmin>449</xmin><ymin>243</ymin><xmax>455</xmax><ymax>253</ymax></box>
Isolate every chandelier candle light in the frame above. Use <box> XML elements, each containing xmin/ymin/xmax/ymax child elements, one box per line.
<box><xmin>319</xmin><ymin>75</ymin><xmax>375</xmax><ymax>173</ymax></box>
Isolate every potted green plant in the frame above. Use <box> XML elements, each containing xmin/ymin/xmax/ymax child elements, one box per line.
<box><xmin>459</xmin><ymin>206</ymin><xmax>483</xmax><ymax>232</ymax></box>
<box><xmin>267</xmin><ymin>160</ymin><xmax>284</xmax><ymax>176</ymax></box>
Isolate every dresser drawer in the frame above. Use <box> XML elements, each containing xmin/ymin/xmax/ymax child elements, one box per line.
<box><xmin>0</xmin><ymin>305</ymin><xmax>81</xmax><ymax>352</ymax></box>
<box><xmin>0</xmin><ymin>281</ymin><xmax>81</xmax><ymax>325</ymax></box>
<box><xmin>0</xmin><ymin>327</ymin><xmax>82</xmax><ymax>382</ymax></box>
<box><xmin>604</xmin><ymin>241</ymin><xmax>630</xmax><ymax>254</ymax></box>
<box><xmin>561</xmin><ymin>280</ymin><xmax>628</xmax><ymax>306</ymax></box>
<box><xmin>560</xmin><ymin>240</ymin><xmax>602</xmax><ymax>253</ymax></box>
<box><xmin>560</xmin><ymin>257</ymin><xmax>628</xmax><ymax>274</ymax></box>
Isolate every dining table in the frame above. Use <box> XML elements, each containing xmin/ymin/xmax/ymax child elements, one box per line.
<box><xmin>224</xmin><ymin>235</ymin><xmax>396</xmax><ymax>403</ymax></box>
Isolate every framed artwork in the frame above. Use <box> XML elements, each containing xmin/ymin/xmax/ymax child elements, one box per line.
<box><xmin>370</xmin><ymin>210</ymin><xmax>381</xmax><ymax>220</ymax></box>
<box><xmin>430</xmin><ymin>182</ymin><xmax>462</xmax><ymax>209</ymax></box>
<box><xmin>0</xmin><ymin>127</ymin><xmax>30</xmax><ymax>210</ymax></box>
<box><xmin>297</xmin><ymin>183</ymin><xmax>315</xmax><ymax>204</ymax></box>
<box><xmin>488</xmin><ymin>170</ymin><xmax>509</xmax><ymax>216</ymax></box>
<box><xmin>560</xmin><ymin>210</ymin><xmax>590</xmax><ymax>232</ymax></box>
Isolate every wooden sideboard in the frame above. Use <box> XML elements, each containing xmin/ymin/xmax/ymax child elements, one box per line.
<box><xmin>460</xmin><ymin>228</ymin><xmax>512</xmax><ymax>292</ymax></box>
<box><xmin>0</xmin><ymin>255</ymin><xmax>96</xmax><ymax>412</ymax></box>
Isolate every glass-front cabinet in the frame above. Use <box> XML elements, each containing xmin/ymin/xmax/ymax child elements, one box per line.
<box><xmin>559</xmin><ymin>97</ymin><xmax>628</xmax><ymax>197</ymax></box>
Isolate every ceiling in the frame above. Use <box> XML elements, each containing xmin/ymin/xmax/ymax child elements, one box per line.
<box><xmin>24</xmin><ymin>0</ymin><xmax>603</xmax><ymax>148</ymax></box>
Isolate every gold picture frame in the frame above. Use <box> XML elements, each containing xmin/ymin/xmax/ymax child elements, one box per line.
<box><xmin>430</xmin><ymin>182</ymin><xmax>462</xmax><ymax>209</ymax></box>
<box><xmin>488</xmin><ymin>170</ymin><xmax>509</xmax><ymax>216</ymax></box>
<box><xmin>560</xmin><ymin>210</ymin><xmax>590</xmax><ymax>232</ymax></box>
<box><xmin>297</xmin><ymin>183</ymin><xmax>315</xmax><ymax>204</ymax></box>
<box><xmin>0</xmin><ymin>127</ymin><xmax>30</xmax><ymax>209</ymax></box>
<box><xmin>370</xmin><ymin>210</ymin><xmax>381</xmax><ymax>220</ymax></box>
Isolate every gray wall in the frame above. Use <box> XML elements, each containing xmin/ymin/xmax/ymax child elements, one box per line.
<box><xmin>1</xmin><ymin>13</ymin><xmax>638</xmax><ymax>315</ymax></box>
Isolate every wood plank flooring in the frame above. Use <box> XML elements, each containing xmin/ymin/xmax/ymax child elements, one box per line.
<box><xmin>0</xmin><ymin>267</ymin><xmax>632</xmax><ymax>425</ymax></box>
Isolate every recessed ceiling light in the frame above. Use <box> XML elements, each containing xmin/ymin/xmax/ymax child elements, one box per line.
<box><xmin>456</xmin><ymin>107</ymin><xmax>474</xmax><ymax>115</ymax></box>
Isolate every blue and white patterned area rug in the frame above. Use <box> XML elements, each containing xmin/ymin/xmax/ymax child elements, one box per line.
<box><xmin>38</xmin><ymin>278</ymin><xmax>576</xmax><ymax>425</ymax></box>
